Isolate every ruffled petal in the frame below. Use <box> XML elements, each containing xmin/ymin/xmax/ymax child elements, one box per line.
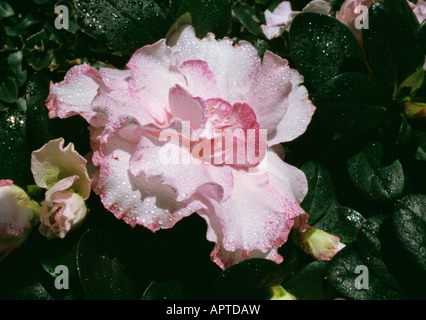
<box><xmin>92</xmin><ymin>124</ymin><xmax>207</xmax><ymax>231</ymax></box>
<box><xmin>264</xmin><ymin>1</ymin><xmax>294</xmax><ymax>26</ymax></box>
<box><xmin>169</xmin><ymin>85</ymin><xmax>207</xmax><ymax>129</ymax></box>
<box><xmin>261</xmin><ymin>25</ymin><xmax>286</xmax><ymax>40</ymax></box>
<box><xmin>244</xmin><ymin>51</ymin><xmax>292</xmax><ymax>134</ymax></box>
<box><xmin>90</xmin><ymin>68</ymin><xmax>153</xmax><ymax>129</ymax></box>
<box><xmin>267</xmin><ymin>69</ymin><xmax>316</xmax><ymax>145</ymax></box>
<box><xmin>198</xmin><ymin>149</ymin><xmax>308</xmax><ymax>269</ymax></box>
<box><xmin>129</xmin><ymin>121</ymin><xmax>234</xmax><ymax>203</ymax></box>
<box><xmin>127</xmin><ymin>39</ymin><xmax>185</xmax><ymax>124</ymax></box>
<box><xmin>169</xmin><ymin>26</ymin><xmax>261</xmax><ymax>104</ymax></box>
<box><xmin>46</xmin><ymin>63</ymin><xmax>101</xmax><ymax>122</ymax></box>
<box><xmin>178</xmin><ymin>60</ymin><xmax>220</xmax><ymax>100</ymax></box>
<box><xmin>31</xmin><ymin>138</ymin><xmax>91</xmax><ymax>199</ymax></box>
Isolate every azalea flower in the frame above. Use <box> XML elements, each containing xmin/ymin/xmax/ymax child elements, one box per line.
<box><xmin>0</xmin><ymin>180</ymin><xmax>40</xmax><ymax>260</ymax></box>
<box><xmin>46</xmin><ymin>25</ymin><xmax>316</xmax><ymax>269</ymax></box>
<box><xmin>261</xmin><ymin>0</ymin><xmax>331</xmax><ymax>40</ymax></box>
<box><xmin>31</xmin><ymin>138</ymin><xmax>91</xmax><ymax>239</ymax></box>
<box><xmin>409</xmin><ymin>0</ymin><xmax>426</xmax><ymax>24</ymax></box>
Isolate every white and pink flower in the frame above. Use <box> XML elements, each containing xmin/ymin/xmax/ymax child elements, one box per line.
<box><xmin>46</xmin><ymin>25</ymin><xmax>316</xmax><ymax>269</ymax></box>
<box><xmin>0</xmin><ymin>180</ymin><xmax>40</xmax><ymax>260</ymax></box>
<box><xmin>261</xmin><ymin>0</ymin><xmax>331</xmax><ymax>40</ymax></box>
<box><xmin>31</xmin><ymin>138</ymin><xmax>91</xmax><ymax>239</ymax></box>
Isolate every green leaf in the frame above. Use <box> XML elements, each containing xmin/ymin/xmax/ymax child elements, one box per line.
<box><xmin>362</xmin><ymin>0</ymin><xmax>423</xmax><ymax>90</ymax></box>
<box><xmin>313</xmin><ymin>73</ymin><xmax>387</xmax><ymax>134</ymax></box>
<box><xmin>0</xmin><ymin>110</ymin><xmax>31</xmax><ymax>187</ymax></box>
<box><xmin>348</xmin><ymin>142</ymin><xmax>405</xmax><ymax>204</ymax></box>
<box><xmin>26</xmin><ymin>74</ymin><xmax>55</xmax><ymax>151</ymax></box>
<box><xmin>35</xmin><ymin>229</ymin><xmax>82</xmax><ymax>280</ymax></box>
<box><xmin>283</xmin><ymin>261</ymin><xmax>335</xmax><ymax>300</ymax></box>
<box><xmin>141</xmin><ymin>280</ymin><xmax>183</xmax><ymax>300</ymax></box>
<box><xmin>23</xmin><ymin>30</ymin><xmax>54</xmax><ymax>71</ymax></box>
<box><xmin>392</xmin><ymin>195</ymin><xmax>426</xmax><ymax>272</ymax></box>
<box><xmin>77</xmin><ymin>228</ymin><xmax>136</xmax><ymax>300</ymax></box>
<box><xmin>176</xmin><ymin>0</ymin><xmax>232</xmax><ymax>38</ymax></box>
<box><xmin>0</xmin><ymin>1</ymin><xmax>14</xmax><ymax>20</ymax></box>
<box><xmin>233</xmin><ymin>3</ymin><xmax>262</xmax><ymax>37</ymax></box>
<box><xmin>356</xmin><ymin>215</ymin><xmax>403</xmax><ymax>292</ymax></box>
<box><xmin>379</xmin><ymin>197</ymin><xmax>426</xmax><ymax>299</ymax></box>
<box><xmin>289</xmin><ymin>12</ymin><xmax>365</xmax><ymax>91</ymax></box>
<box><xmin>326</xmin><ymin>245</ymin><xmax>406</xmax><ymax>300</ymax></box>
<box><xmin>4</xmin><ymin>13</ymin><xmax>41</xmax><ymax>37</ymax></box>
<box><xmin>215</xmin><ymin>259</ymin><xmax>285</xmax><ymax>299</ymax></box>
<box><xmin>0</xmin><ymin>77</ymin><xmax>18</xmax><ymax>103</ymax></box>
<box><xmin>73</xmin><ymin>0</ymin><xmax>168</xmax><ymax>55</ymax></box>
<box><xmin>314</xmin><ymin>205</ymin><xmax>365</xmax><ymax>244</ymax></box>
<box><xmin>300</xmin><ymin>161</ymin><xmax>337</xmax><ymax>225</ymax></box>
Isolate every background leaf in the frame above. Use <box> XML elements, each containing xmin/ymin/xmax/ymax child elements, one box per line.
<box><xmin>290</xmin><ymin>12</ymin><xmax>365</xmax><ymax>91</ymax></box>
<box><xmin>73</xmin><ymin>0</ymin><xmax>168</xmax><ymax>55</ymax></box>
<box><xmin>348</xmin><ymin>142</ymin><xmax>405</xmax><ymax>204</ymax></box>
<box><xmin>313</xmin><ymin>73</ymin><xmax>387</xmax><ymax>134</ymax></box>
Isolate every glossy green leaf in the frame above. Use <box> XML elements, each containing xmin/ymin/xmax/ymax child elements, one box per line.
<box><xmin>215</xmin><ymin>259</ymin><xmax>285</xmax><ymax>299</ymax></box>
<box><xmin>363</xmin><ymin>0</ymin><xmax>423</xmax><ymax>90</ymax></box>
<box><xmin>26</xmin><ymin>74</ymin><xmax>55</xmax><ymax>151</ymax></box>
<box><xmin>326</xmin><ymin>245</ymin><xmax>406</xmax><ymax>300</ymax></box>
<box><xmin>356</xmin><ymin>215</ymin><xmax>403</xmax><ymax>292</ymax></box>
<box><xmin>314</xmin><ymin>205</ymin><xmax>364</xmax><ymax>245</ymax></box>
<box><xmin>283</xmin><ymin>261</ymin><xmax>335</xmax><ymax>300</ymax></box>
<box><xmin>348</xmin><ymin>142</ymin><xmax>405</xmax><ymax>203</ymax></box>
<box><xmin>176</xmin><ymin>0</ymin><xmax>232</xmax><ymax>38</ymax></box>
<box><xmin>0</xmin><ymin>110</ymin><xmax>31</xmax><ymax>187</ymax></box>
<box><xmin>77</xmin><ymin>229</ymin><xmax>136</xmax><ymax>300</ymax></box>
<box><xmin>392</xmin><ymin>195</ymin><xmax>426</xmax><ymax>271</ymax></box>
<box><xmin>73</xmin><ymin>0</ymin><xmax>168</xmax><ymax>55</ymax></box>
<box><xmin>379</xmin><ymin>198</ymin><xmax>426</xmax><ymax>299</ymax></box>
<box><xmin>300</xmin><ymin>161</ymin><xmax>337</xmax><ymax>225</ymax></box>
<box><xmin>313</xmin><ymin>73</ymin><xmax>387</xmax><ymax>134</ymax></box>
<box><xmin>290</xmin><ymin>12</ymin><xmax>365</xmax><ymax>91</ymax></box>
<box><xmin>141</xmin><ymin>280</ymin><xmax>183</xmax><ymax>300</ymax></box>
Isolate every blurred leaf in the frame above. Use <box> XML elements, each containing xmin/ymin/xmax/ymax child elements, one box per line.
<box><xmin>141</xmin><ymin>280</ymin><xmax>183</xmax><ymax>300</ymax></box>
<box><xmin>314</xmin><ymin>73</ymin><xmax>387</xmax><ymax>134</ymax></box>
<box><xmin>0</xmin><ymin>76</ymin><xmax>18</xmax><ymax>103</ymax></box>
<box><xmin>233</xmin><ymin>3</ymin><xmax>262</xmax><ymax>37</ymax></box>
<box><xmin>290</xmin><ymin>12</ymin><xmax>365</xmax><ymax>91</ymax></box>
<box><xmin>348</xmin><ymin>142</ymin><xmax>405</xmax><ymax>204</ymax></box>
<box><xmin>4</xmin><ymin>14</ymin><xmax>41</xmax><ymax>37</ymax></box>
<box><xmin>0</xmin><ymin>1</ymin><xmax>14</xmax><ymax>20</ymax></box>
